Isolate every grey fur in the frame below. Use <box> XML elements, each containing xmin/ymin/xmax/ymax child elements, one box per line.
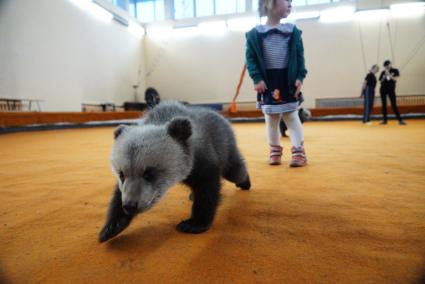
<box><xmin>99</xmin><ymin>101</ymin><xmax>250</xmax><ymax>242</ymax></box>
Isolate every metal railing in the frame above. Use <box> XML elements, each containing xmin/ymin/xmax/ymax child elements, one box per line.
<box><xmin>316</xmin><ymin>94</ymin><xmax>425</xmax><ymax>108</ymax></box>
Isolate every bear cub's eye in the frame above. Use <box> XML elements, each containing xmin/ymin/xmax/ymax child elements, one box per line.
<box><xmin>143</xmin><ymin>167</ymin><xmax>157</xmax><ymax>182</ymax></box>
<box><xmin>119</xmin><ymin>171</ymin><xmax>125</xmax><ymax>183</ymax></box>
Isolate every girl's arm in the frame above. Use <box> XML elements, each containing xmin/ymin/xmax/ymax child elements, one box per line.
<box><xmin>246</xmin><ymin>37</ymin><xmax>267</xmax><ymax>93</ymax></box>
<box><xmin>245</xmin><ymin>39</ymin><xmax>264</xmax><ymax>84</ymax></box>
<box><xmin>293</xmin><ymin>35</ymin><xmax>307</xmax><ymax>99</ymax></box>
<box><xmin>296</xmin><ymin>36</ymin><xmax>308</xmax><ymax>82</ymax></box>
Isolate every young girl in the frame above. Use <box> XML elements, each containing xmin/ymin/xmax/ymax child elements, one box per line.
<box><xmin>245</xmin><ymin>0</ymin><xmax>308</xmax><ymax>166</ymax></box>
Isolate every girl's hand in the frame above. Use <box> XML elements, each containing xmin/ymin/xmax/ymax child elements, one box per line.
<box><xmin>254</xmin><ymin>81</ymin><xmax>267</xmax><ymax>93</ymax></box>
<box><xmin>294</xmin><ymin>80</ymin><xmax>303</xmax><ymax>99</ymax></box>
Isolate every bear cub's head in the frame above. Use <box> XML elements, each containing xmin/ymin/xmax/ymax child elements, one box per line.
<box><xmin>111</xmin><ymin>117</ymin><xmax>193</xmax><ymax>215</ymax></box>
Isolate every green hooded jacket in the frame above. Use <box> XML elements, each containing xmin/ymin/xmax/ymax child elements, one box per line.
<box><xmin>245</xmin><ymin>26</ymin><xmax>308</xmax><ymax>95</ymax></box>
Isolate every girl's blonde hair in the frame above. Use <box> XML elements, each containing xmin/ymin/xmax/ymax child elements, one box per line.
<box><xmin>258</xmin><ymin>0</ymin><xmax>276</xmax><ymax>17</ymax></box>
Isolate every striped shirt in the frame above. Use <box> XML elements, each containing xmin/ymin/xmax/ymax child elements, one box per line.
<box><xmin>256</xmin><ymin>23</ymin><xmax>294</xmax><ymax>69</ymax></box>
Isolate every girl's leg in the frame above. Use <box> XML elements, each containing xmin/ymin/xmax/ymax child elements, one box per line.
<box><xmin>265</xmin><ymin>113</ymin><xmax>281</xmax><ymax>146</ymax></box>
<box><xmin>264</xmin><ymin>113</ymin><xmax>282</xmax><ymax>165</ymax></box>
<box><xmin>282</xmin><ymin>111</ymin><xmax>307</xmax><ymax>167</ymax></box>
<box><xmin>282</xmin><ymin>111</ymin><xmax>304</xmax><ymax>148</ymax></box>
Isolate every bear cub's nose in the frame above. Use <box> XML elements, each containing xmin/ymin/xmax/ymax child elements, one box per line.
<box><xmin>123</xmin><ymin>202</ymin><xmax>138</xmax><ymax>215</ymax></box>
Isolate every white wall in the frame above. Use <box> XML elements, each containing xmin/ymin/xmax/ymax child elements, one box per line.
<box><xmin>0</xmin><ymin>0</ymin><xmax>144</xmax><ymax>111</ymax></box>
<box><xmin>0</xmin><ymin>0</ymin><xmax>423</xmax><ymax>111</ymax></box>
<box><xmin>143</xmin><ymin>1</ymin><xmax>425</xmax><ymax>109</ymax></box>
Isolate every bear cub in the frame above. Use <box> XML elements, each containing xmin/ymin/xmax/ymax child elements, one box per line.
<box><xmin>99</xmin><ymin>101</ymin><xmax>250</xmax><ymax>242</ymax></box>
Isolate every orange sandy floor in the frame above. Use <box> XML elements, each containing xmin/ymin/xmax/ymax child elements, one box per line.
<box><xmin>1</xmin><ymin>120</ymin><xmax>425</xmax><ymax>284</ymax></box>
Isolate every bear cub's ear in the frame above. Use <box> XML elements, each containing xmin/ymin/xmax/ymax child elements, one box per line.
<box><xmin>114</xmin><ymin>125</ymin><xmax>129</xmax><ymax>139</ymax></box>
<box><xmin>167</xmin><ymin>117</ymin><xmax>192</xmax><ymax>143</ymax></box>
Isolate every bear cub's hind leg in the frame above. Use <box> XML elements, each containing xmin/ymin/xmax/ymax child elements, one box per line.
<box><xmin>224</xmin><ymin>151</ymin><xmax>251</xmax><ymax>191</ymax></box>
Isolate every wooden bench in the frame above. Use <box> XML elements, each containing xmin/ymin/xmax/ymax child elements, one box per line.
<box><xmin>0</xmin><ymin>98</ymin><xmax>43</xmax><ymax>111</ymax></box>
<box><xmin>81</xmin><ymin>102</ymin><xmax>125</xmax><ymax>112</ymax></box>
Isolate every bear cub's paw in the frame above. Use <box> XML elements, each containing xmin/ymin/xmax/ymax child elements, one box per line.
<box><xmin>237</xmin><ymin>176</ymin><xmax>251</xmax><ymax>191</ymax></box>
<box><xmin>99</xmin><ymin>216</ymin><xmax>132</xmax><ymax>243</ymax></box>
<box><xmin>176</xmin><ymin>219</ymin><xmax>210</xmax><ymax>234</ymax></box>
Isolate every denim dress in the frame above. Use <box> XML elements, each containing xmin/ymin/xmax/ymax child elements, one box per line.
<box><xmin>256</xmin><ymin>24</ymin><xmax>298</xmax><ymax>114</ymax></box>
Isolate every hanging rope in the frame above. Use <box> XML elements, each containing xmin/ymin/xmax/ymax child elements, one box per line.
<box><xmin>229</xmin><ymin>64</ymin><xmax>247</xmax><ymax>113</ymax></box>
<box><xmin>400</xmin><ymin>33</ymin><xmax>425</xmax><ymax>71</ymax></box>
<box><xmin>355</xmin><ymin>0</ymin><xmax>367</xmax><ymax>72</ymax></box>
<box><xmin>376</xmin><ymin>0</ymin><xmax>383</xmax><ymax>64</ymax></box>
<box><xmin>135</xmin><ymin>37</ymin><xmax>170</xmax><ymax>92</ymax></box>
<box><xmin>358</xmin><ymin>21</ymin><xmax>368</xmax><ymax>73</ymax></box>
<box><xmin>386</xmin><ymin>21</ymin><xmax>396</xmax><ymax>64</ymax></box>
<box><xmin>393</xmin><ymin>20</ymin><xmax>398</xmax><ymax>61</ymax></box>
<box><xmin>134</xmin><ymin>35</ymin><xmax>170</xmax><ymax>100</ymax></box>
<box><xmin>377</xmin><ymin>16</ymin><xmax>383</xmax><ymax>65</ymax></box>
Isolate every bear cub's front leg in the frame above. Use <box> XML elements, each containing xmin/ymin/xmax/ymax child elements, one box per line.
<box><xmin>177</xmin><ymin>177</ymin><xmax>220</xmax><ymax>234</ymax></box>
<box><xmin>99</xmin><ymin>185</ymin><xmax>135</xmax><ymax>242</ymax></box>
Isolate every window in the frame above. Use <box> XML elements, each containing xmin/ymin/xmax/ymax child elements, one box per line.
<box><xmin>174</xmin><ymin>0</ymin><xmax>194</xmax><ymax>19</ymax></box>
<box><xmin>129</xmin><ymin>1</ymin><xmax>137</xmax><ymax>17</ymax></box>
<box><xmin>124</xmin><ymin>0</ymin><xmax>343</xmax><ymax>23</ymax></box>
<box><xmin>292</xmin><ymin>0</ymin><xmax>339</xmax><ymax>6</ymax></box>
<box><xmin>307</xmin><ymin>0</ymin><xmax>337</xmax><ymax>4</ymax></box>
<box><xmin>253</xmin><ymin>0</ymin><xmax>341</xmax><ymax>10</ymax></box>
<box><xmin>155</xmin><ymin>0</ymin><xmax>164</xmax><ymax>20</ymax></box>
<box><xmin>113</xmin><ymin>0</ymin><xmax>128</xmax><ymax>10</ymax></box>
<box><xmin>252</xmin><ymin>0</ymin><xmax>259</xmax><ymax>12</ymax></box>
<box><xmin>216</xmin><ymin>0</ymin><xmax>245</xmax><ymax>15</ymax></box>
<box><xmin>129</xmin><ymin>0</ymin><xmax>164</xmax><ymax>22</ymax></box>
<box><xmin>292</xmin><ymin>0</ymin><xmax>307</xmax><ymax>6</ymax></box>
<box><xmin>175</xmin><ymin>0</ymin><xmax>246</xmax><ymax>18</ymax></box>
<box><xmin>196</xmin><ymin>0</ymin><xmax>214</xmax><ymax>17</ymax></box>
<box><xmin>137</xmin><ymin>1</ymin><xmax>154</xmax><ymax>22</ymax></box>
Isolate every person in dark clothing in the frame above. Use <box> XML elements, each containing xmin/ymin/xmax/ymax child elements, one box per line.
<box><xmin>144</xmin><ymin>87</ymin><xmax>161</xmax><ymax>109</ymax></box>
<box><xmin>379</xmin><ymin>60</ymin><xmax>406</xmax><ymax>125</ymax></box>
<box><xmin>360</xmin><ymin>64</ymin><xmax>379</xmax><ymax>125</ymax></box>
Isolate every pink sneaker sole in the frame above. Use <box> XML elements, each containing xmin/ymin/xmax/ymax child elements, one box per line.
<box><xmin>290</xmin><ymin>146</ymin><xmax>307</xmax><ymax>167</ymax></box>
<box><xmin>269</xmin><ymin>157</ymin><xmax>282</xmax><ymax>165</ymax></box>
<box><xmin>289</xmin><ymin>159</ymin><xmax>307</xmax><ymax>167</ymax></box>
